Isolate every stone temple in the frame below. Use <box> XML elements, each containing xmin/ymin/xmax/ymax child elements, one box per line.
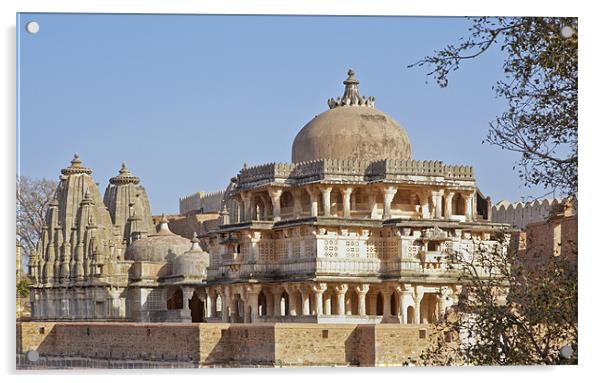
<box><xmin>28</xmin><ymin>70</ymin><xmax>508</xmax><ymax>325</ymax></box>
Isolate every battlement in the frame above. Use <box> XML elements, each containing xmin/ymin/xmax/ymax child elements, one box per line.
<box><xmin>492</xmin><ymin>197</ymin><xmax>574</xmax><ymax>230</ymax></box>
<box><xmin>179</xmin><ymin>190</ymin><xmax>226</xmax><ymax>215</ymax></box>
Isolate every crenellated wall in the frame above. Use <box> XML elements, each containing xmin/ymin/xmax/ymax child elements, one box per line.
<box><xmin>179</xmin><ymin>190</ymin><xmax>226</xmax><ymax>215</ymax></box>
<box><xmin>492</xmin><ymin>198</ymin><xmax>573</xmax><ymax>230</ymax></box>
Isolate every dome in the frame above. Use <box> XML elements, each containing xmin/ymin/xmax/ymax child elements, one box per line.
<box><xmin>124</xmin><ymin>214</ymin><xmax>191</xmax><ymax>262</ymax></box>
<box><xmin>292</xmin><ymin>70</ymin><xmax>412</xmax><ymax>163</ymax></box>
<box><xmin>172</xmin><ymin>235</ymin><xmax>209</xmax><ymax>278</ymax></box>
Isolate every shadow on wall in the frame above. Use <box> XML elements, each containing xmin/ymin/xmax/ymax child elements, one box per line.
<box><xmin>18</xmin><ymin>322</ymin><xmax>429</xmax><ymax>367</ymax></box>
<box><xmin>18</xmin><ymin>323</ymin><xmax>202</xmax><ymax>364</ymax></box>
<box><xmin>204</xmin><ymin>325</ymin><xmax>276</xmax><ymax>366</ymax></box>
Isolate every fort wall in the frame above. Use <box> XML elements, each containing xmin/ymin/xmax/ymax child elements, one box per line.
<box><xmin>17</xmin><ymin>322</ymin><xmax>430</xmax><ymax>368</ymax></box>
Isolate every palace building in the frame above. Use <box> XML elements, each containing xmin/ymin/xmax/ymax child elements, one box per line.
<box><xmin>28</xmin><ymin>70</ymin><xmax>509</xmax><ymax>325</ymax></box>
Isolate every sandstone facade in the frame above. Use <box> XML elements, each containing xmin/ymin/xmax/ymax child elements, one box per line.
<box><xmin>27</xmin><ymin>70</ymin><xmax>509</xmax><ymax>331</ymax></box>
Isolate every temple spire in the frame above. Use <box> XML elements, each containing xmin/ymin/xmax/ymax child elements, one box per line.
<box><xmin>327</xmin><ymin>69</ymin><xmax>375</xmax><ymax>109</ymax></box>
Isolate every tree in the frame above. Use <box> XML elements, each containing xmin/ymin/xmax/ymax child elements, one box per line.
<box><xmin>16</xmin><ymin>176</ymin><xmax>58</xmax><ymax>268</ymax></box>
<box><xmin>410</xmin><ymin>17</ymin><xmax>578</xmax><ymax>198</ymax></box>
<box><xmin>418</xmin><ymin>233</ymin><xmax>578</xmax><ymax>366</ymax></box>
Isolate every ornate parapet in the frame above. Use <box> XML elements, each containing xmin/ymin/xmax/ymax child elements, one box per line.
<box><xmin>235</xmin><ymin>159</ymin><xmax>474</xmax><ymax>191</ymax></box>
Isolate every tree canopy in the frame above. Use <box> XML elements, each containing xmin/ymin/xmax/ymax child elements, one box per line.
<box><xmin>410</xmin><ymin>17</ymin><xmax>577</xmax><ymax>198</ymax></box>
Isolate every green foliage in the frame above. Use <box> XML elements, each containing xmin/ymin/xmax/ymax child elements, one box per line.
<box><xmin>17</xmin><ymin>277</ymin><xmax>30</xmax><ymax>298</ymax></box>
<box><xmin>411</xmin><ymin>17</ymin><xmax>577</xmax><ymax>197</ymax></box>
<box><xmin>418</xmin><ymin>235</ymin><xmax>577</xmax><ymax>366</ymax></box>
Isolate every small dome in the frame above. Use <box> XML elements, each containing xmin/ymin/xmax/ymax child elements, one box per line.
<box><xmin>292</xmin><ymin>70</ymin><xmax>412</xmax><ymax>163</ymax></box>
<box><xmin>124</xmin><ymin>214</ymin><xmax>190</xmax><ymax>262</ymax></box>
<box><xmin>172</xmin><ymin>235</ymin><xmax>209</xmax><ymax>278</ymax></box>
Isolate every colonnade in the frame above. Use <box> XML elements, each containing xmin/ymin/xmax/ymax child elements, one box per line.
<box><xmin>189</xmin><ymin>282</ymin><xmax>459</xmax><ymax>324</ymax></box>
<box><xmin>235</xmin><ymin>184</ymin><xmax>477</xmax><ymax>223</ymax></box>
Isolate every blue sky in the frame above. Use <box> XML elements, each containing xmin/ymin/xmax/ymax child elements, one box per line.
<box><xmin>17</xmin><ymin>13</ymin><xmax>549</xmax><ymax>215</ymax></box>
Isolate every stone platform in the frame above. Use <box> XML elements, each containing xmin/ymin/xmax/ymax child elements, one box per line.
<box><xmin>17</xmin><ymin>321</ymin><xmax>431</xmax><ymax>368</ymax></box>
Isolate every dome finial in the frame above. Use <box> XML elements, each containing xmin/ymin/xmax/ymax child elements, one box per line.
<box><xmin>61</xmin><ymin>152</ymin><xmax>92</xmax><ymax>175</ymax></box>
<box><xmin>71</xmin><ymin>153</ymin><xmax>82</xmax><ymax>167</ymax></box>
<box><xmin>344</xmin><ymin>68</ymin><xmax>358</xmax><ymax>85</ymax></box>
<box><xmin>109</xmin><ymin>160</ymin><xmax>139</xmax><ymax>185</ymax></box>
<box><xmin>160</xmin><ymin>213</ymin><xmax>168</xmax><ymax>224</ymax></box>
<box><xmin>327</xmin><ymin>69</ymin><xmax>375</xmax><ymax>109</ymax></box>
<box><xmin>156</xmin><ymin>213</ymin><xmax>174</xmax><ymax>235</ymax></box>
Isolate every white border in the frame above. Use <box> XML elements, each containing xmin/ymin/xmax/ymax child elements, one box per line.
<box><xmin>2</xmin><ymin>1</ymin><xmax>599</xmax><ymax>382</ymax></box>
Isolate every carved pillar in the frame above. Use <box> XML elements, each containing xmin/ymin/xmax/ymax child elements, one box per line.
<box><xmin>269</xmin><ymin>188</ymin><xmax>283</xmax><ymax>222</ymax></box>
<box><xmin>272</xmin><ymin>286</ymin><xmax>283</xmax><ymax>317</ymax></box>
<box><xmin>382</xmin><ymin>186</ymin><xmax>397</xmax><ymax>220</ymax></box>
<box><xmin>300</xmin><ymin>285</ymin><xmax>310</xmax><ymax>316</ymax></box>
<box><xmin>445</xmin><ymin>191</ymin><xmax>454</xmax><ymax>218</ymax></box>
<box><xmin>345</xmin><ymin>293</ymin><xmax>352</xmax><ymax>315</ymax></box>
<box><xmin>221</xmin><ymin>287</ymin><xmax>230</xmax><ymax>322</ymax></box>
<box><xmin>241</xmin><ymin>192</ymin><xmax>252</xmax><ymax>221</ymax></box>
<box><xmin>292</xmin><ymin>190</ymin><xmax>303</xmax><ymax>218</ymax></box>
<box><xmin>414</xmin><ymin>288</ymin><xmax>424</xmax><ymax>324</ymax></box>
<box><xmin>419</xmin><ymin>191</ymin><xmax>431</xmax><ymax>219</ymax></box>
<box><xmin>438</xmin><ymin>287</ymin><xmax>452</xmax><ymax>319</ymax></box>
<box><xmin>334</xmin><ymin>284</ymin><xmax>348</xmax><ymax>316</ymax></box>
<box><xmin>207</xmin><ymin>289</ymin><xmax>217</xmax><ymax>318</ymax></box>
<box><xmin>432</xmin><ymin>190</ymin><xmax>443</xmax><ymax>219</ymax></box>
<box><xmin>312</xmin><ymin>283</ymin><xmax>327</xmax><ymax>316</ymax></box>
<box><xmin>341</xmin><ymin>187</ymin><xmax>353</xmax><ymax>218</ymax></box>
<box><xmin>382</xmin><ymin>287</ymin><xmax>392</xmax><ymax>317</ymax></box>
<box><xmin>245</xmin><ymin>284</ymin><xmax>261</xmax><ymax>323</ymax></box>
<box><xmin>463</xmin><ymin>193</ymin><xmax>474</xmax><ymax>221</ymax></box>
<box><xmin>180</xmin><ymin>287</ymin><xmax>194</xmax><ymax>322</ymax></box>
<box><xmin>306</xmin><ymin>187</ymin><xmax>319</xmax><ymax>217</ymax></box>
<box><xmin>285</xmin><ymin>285</ymin><xmax>298</xmax><ymax>316</ymax></box>
<box><xmin>398</xmin><ymin>284</ymin><xmax>414</xmax><ymax>324</ymax></box>
<box><xmin>356</xmin><ymin>284</ymin><xmax>370</xmax><ymax>316</ymax></box>
<box><xmin>320</xmin><ymin>186</ymin><xmax>333</xmax><ymax>217</ymax></box>
<box><xmin>367</xmin><ymin>189</ymin><xmax>378</xmax><ymax>219</ymax></box>
<box><xmin>324</xmin><ymin>292</ymin><xmax>332</xmax><ymax>315</ymax></box>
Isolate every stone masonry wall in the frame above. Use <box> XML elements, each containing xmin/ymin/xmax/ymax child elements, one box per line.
<box><xmin>18</xmin><ymin>322</ymin><xmax>430</xmax><ymax>368</ymax></box>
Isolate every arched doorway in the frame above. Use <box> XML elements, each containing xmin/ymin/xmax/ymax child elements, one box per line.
<box><xmin>258</xmin><ymin>291</ymin><xmax>268</xmax><ymax>317</ymax></box>
<box><xmin>407</xmin><ymin>306</ymin><xmax>415</xmax><ymax>324</ymax></box>
<box><xmin>376</xmin><ymin>293</ymin><xmax>384</xmax><ymax>316</ymax></box>
<box><xmin>452</xmin><ymin>194</ymin><xmax>465</xmax><ymax>215</ymax></box>
<box><xmin>189</xmin><ymin>291</ymin><xmax>205</xmax><ymax>323</ymax></box>
<box><xmin>390</xmin><ymin>293</ymin><xmax>398</xmax><ymax>316</ymax></box>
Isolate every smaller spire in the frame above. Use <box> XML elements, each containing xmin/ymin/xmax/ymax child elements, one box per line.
<box><xmin>189</xmin><ymin>232</ymin><xmax>202</xmax><ymax>252</ymax></box>
<box><xmin>156</xmin><ymin>213</ymin><xmax>174</xmax><ymax>236</ymax></box>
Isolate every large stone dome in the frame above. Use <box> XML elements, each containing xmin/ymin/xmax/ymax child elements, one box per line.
<box><xmin>292</xmin><ymin>70</ymin><xmax>412</xmax><ymax>163</ymax></box>
<box><xmin>124</xmin><ymin>215</ymin><xmax>191</xmax><ymax>263</ymax></box>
